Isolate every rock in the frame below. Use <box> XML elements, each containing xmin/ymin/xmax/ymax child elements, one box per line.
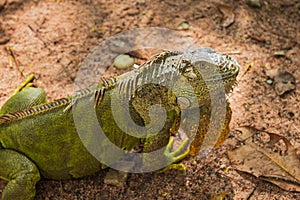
<box><xmin>133</xmin><ymin>64</ymin><xmax>140</xmax><ymax>69</ymax></box>
<box><xmin>266</xmin><ymin>79</ymin><xmax>273</xmax><ymax>85</ymax></box>
<box><xmin>114</xmin><ymin>54</ymin><xmax>134</xmax><ymax>70</ymax></box>
<box><xmin>247</xmin><ymin>0</ymin><xmax>262</xmax><ymax>8</ymax></box>
<box><xmin>218</xmin><ymin>4</ymin><xmax>235</xmax><ymax>28</ymax></box>
<box><xmin>104</xmin><ymin>160</ymin><xmax>135</xmax><ymax>188</ymax></box>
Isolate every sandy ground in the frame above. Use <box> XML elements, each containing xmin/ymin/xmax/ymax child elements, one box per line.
<box><xmin>0</xmin><ymin>0</ymin><xmax>299</xmax><ymax>199</ymax></box>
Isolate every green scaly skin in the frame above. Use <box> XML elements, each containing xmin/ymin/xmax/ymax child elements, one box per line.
<box><xmin>0</xmin><ymin>48</ymin><xmax>239</xmax><ymax>199</ymax></box>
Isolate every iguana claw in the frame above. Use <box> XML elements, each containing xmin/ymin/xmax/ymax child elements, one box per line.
<box><xmin>165</xmin><ymin>136</ymin><xmax>190</xmax><ymax>163</ymax></box>
<box><xmin>159</xmin><ymin>136</ymin><xmax>190</xmax><ymax>173</ymax></box>
<box><xmin>12</xmin><ymin>74</ymin><xmax>35</xmax><ymax>96</ymax></box>
<box><xmin>159</xmin><ymin>163</ymin><xmax>187</xmax><ymax>173</ymax></box>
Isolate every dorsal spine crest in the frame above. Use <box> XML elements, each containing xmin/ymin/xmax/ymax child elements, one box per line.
<box><xmin>0</xmin><ymin>98</ymin><xmax>70</xmax><ymax>124</ymax></box>
<box><xmin>0</xmin><ymin>77</ymin><xmax>119</xmax><ymax>124</ymax></box>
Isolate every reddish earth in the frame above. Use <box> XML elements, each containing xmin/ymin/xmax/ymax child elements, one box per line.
<box><xmin>0</xmin><ymin>0</ymin><xmax>299</xmax><ymax>199</ymax></box>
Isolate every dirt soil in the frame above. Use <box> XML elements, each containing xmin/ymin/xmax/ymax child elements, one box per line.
<box><xmin>0</xmin><ymin>0</ymin><xmax>299</xmax><ymax>199</ymax></box>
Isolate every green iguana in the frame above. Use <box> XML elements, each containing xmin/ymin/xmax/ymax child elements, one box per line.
<box><xmin>0</xmin><ymin>48</ymin><xmax>239</xmax><ymax>200</ymax></box>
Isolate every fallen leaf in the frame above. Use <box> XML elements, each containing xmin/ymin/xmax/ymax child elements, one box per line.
<box><xmin>228</xmin><ymin>126</ymin><xmax>300</xmax><ymax>192</ymax></box>
<box><xmin>0</xmin><ymin>23</ymin><xmax>10</xmax><ymax>44</ymax></box>
<box><xmin>247</xmin><ymin>33</ymin><xmax>266</xmax><ymax>43</ymax></box>
<box><xmin>217</xmin><ymin>4</ymin><xmax>235</xmax><ymax>28</ymax></box>
<box><xmin>265</xmin><ymin>69</ymin><xmax>296</xmax><ymax>96</ymax></box>
<box><xmin>265</xmin><ymin>68</ymin><xmax>279</xmax><ymax>79</ymax></box>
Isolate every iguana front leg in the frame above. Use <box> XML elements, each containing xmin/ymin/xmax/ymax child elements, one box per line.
<box><xmin>0</xmin><ymin>149</ymin><xmax>40</xmax><ymax>200</ymax></box>
<box><xmin>142</xmin><ymin>133</ymin><xmax>190</xmax><ymax>172</ymax></box>
<box><xmin>130</xmin><ymin>84</ymin><xmax>190</xmax><ymax>171</ymax></box>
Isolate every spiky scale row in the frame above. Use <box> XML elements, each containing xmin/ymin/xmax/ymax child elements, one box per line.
<box><xmin>0</xmin><ymin>77</ymin><xmax>118</xmax><ymax>124</ymax></box>
<box><xmin>116</xmin><ymin>51</ymin><xmax>183</xmax><ymax>99</ymax></box>
<box><xmin>0</xmin><ymin>98</ymin><xmax>70</xmax><ymax>124</ymax></box>
<box><xmin>94</xmin><ymin>77</ymin><xmax>117</xmax><ymax>107</ymax></box>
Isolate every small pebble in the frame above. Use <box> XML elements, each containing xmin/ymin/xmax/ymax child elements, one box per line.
<box><xmin>177</xmin><ymin>20</ymin><xmax>191</xmax><ymax>30</ymax></box>
<box><xmin>267</xmin><ymin>79</ymin><xmax>273</xmax><ymax>84</ymax></box>
<box><xmin>247</xmin><ymin>0</ymin><xmax>262</xmax><ymax>8</ymax></box>
<box><xmin>114</xmin><ymin>54</ymin><xmax>134</xmax><ymax>70</ymax></box>
<box><xmin>274</xmin><ymin>51</ymin><xmax>285</xmax><ymax>57</ymax></box>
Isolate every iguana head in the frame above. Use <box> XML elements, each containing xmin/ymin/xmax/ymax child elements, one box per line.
<box><xmin>118</xmin><ymin>48</ymin><xmax>239</xmax><ymax>104</ymax></box>
<box><xmin>173</xmin><ymin>47</ymin><xmax>239</xmax><ymax>108</ymax></box>
<box><xmin>115</xmin><ymin>48</ymin><xmax>239</xmax><ymax>156</ymax></box>
<box><xmin>185</xmin><ymin>47</ymin><xmax>239</xmax><ymax>92</ymax></box>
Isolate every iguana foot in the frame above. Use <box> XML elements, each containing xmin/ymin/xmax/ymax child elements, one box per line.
<box><xmin>160</xmin><ymin>137</ymin><xmax>190</xmax><ymax>172</ymax></box>
<box><xmin>159</xmin><ymin>163</ymin><xmax>186</xmax><ymax>173</ymax></box>
<box><xmin>164</xmin><ymin>136</ymin><xmax>190</xmax><ymax>163</ymax></box>
<box><xmin>12</xmin><ymin>74</ymin><xmax>35</xmax><ymax>96</ymax></box>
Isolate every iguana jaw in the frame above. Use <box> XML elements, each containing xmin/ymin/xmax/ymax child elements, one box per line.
<box><xmin>219</xmin><ymin>56</ymin><xmax>239</xmax><ymax>94</ymax></box>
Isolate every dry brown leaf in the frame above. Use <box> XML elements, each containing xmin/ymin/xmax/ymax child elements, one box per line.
<box><xmin>217</xmin><ymin>4</ymin><xmax>235</xmax><ymax>28</ymax></box>
<box><xmin>260</xmin><ymin>177</ymin><xmax>300</xmax><ymax>192</ymax></box>
<box><xmin>228</xmin><ymin>126</ymin><xmax>300</xmax><ymax>192</ymax></box>
<box><xmin>273</xmin><ymin>71</ymin><xmax>296</xmax><ymax>96</ymax></box>
<box><xmin>265</xmin><ymin>69</ymin><xmax>296</xmax><ymax>96</ymax></box>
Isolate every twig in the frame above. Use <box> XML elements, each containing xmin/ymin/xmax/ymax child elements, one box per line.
<box><xmin>246</xmin><ymin>186</ymin><xmax>256</xmax><ymax>200</ymax></box>
<box><xmin>222</xmin><ymin>50</ymin><xmax>241</xmax><ymax>55</ymax></box>
<box><xmin>247</xmin><ymin>33</ymin><xmax>266</xmax><ymax>43</ymax></box>
<box><xmin>237</xmin><ymin>62</ymin><xmax>255</xmax><ymax>82</ymax></box>
<box><xmin>293</xmin><ymin>124</ymin><xmax>300</xmax><ymax>133</ymax></box>
<box><xmin>6</xmin><ymin>46</ymin><xmax>25</xmax><ymax>77</ymax></box>
<box><xmin>28</xmin><ymin>24</ymin><xmax>48</xmax><ymax>47</ymax></box>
